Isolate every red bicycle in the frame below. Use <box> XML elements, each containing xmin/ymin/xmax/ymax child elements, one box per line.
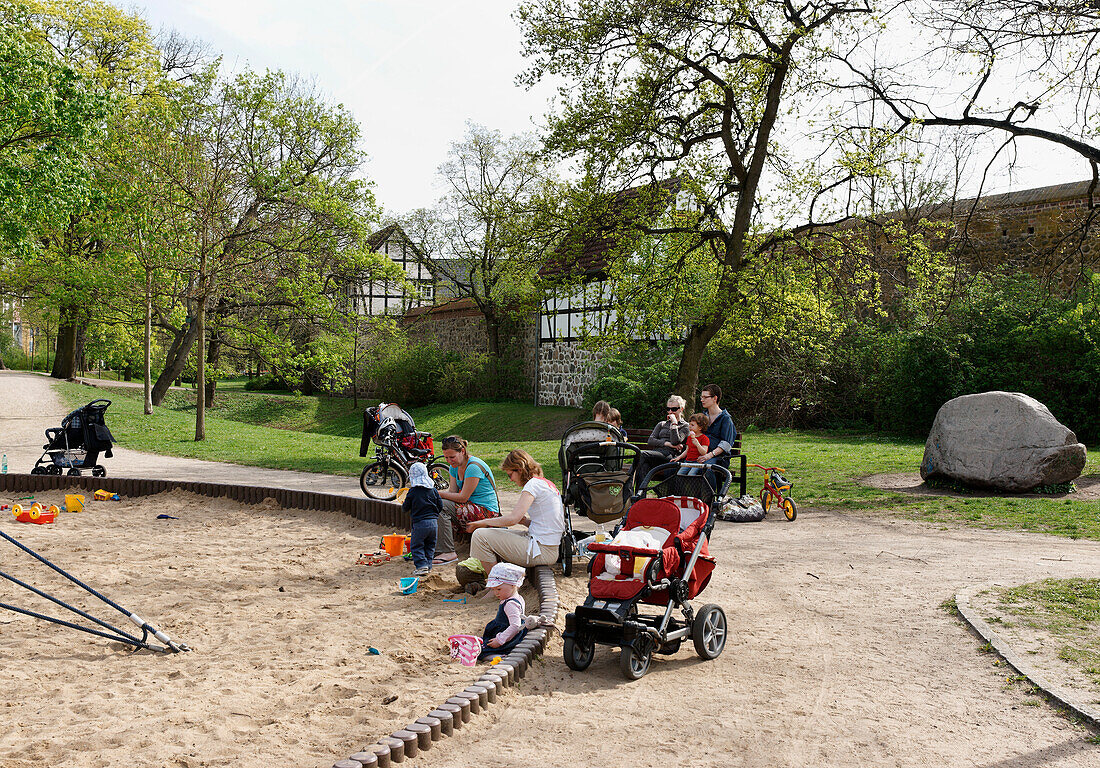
<box><xmin>749</xmin><ymin>464</ymin><xmax>797</xmax><ymax>521</ymax></box>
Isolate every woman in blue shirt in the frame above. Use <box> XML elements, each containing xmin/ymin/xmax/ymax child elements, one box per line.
<box><xmin>433</xmin><ymin>435</ymin><xmax>500</xmax><ymax>565</ymax></box>
<box><xmin>697</xmin><ymin>384</ymin><xmax>737</xmax><ymax>469</ymax></box>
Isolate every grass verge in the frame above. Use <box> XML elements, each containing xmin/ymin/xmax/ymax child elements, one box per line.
<box><xmin>56</xmin><ymin>380</ymin><xmax>1100</xmax><ymax>539</ymax></box>
<box><xmin>996</xmin><ymin>579</ymin><xmax>1100</xmax><ymax>688</ymax></box>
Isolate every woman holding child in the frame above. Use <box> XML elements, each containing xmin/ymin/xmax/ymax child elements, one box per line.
<box><xmin>698</xmin><ymin>384</ymin><xmax>737</xmax><ymax>468</ymax></box>
<box><xmin>465</xmin><ymin>449</ymin><xmax>564</xmax><ymax>578</ymax></box>
<box><xmin>433</xmin><ymin>435</ymin><xmax>501</xmax><ymax>567</ymax></box>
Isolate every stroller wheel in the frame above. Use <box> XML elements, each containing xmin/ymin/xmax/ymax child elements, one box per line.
<box><xmin>559</xmin><ymin>531</ymin><xmax>573</xmax><ymax>577</ymax></box>
<box><xmin>30</xmin><ymin>466</ymin><xmax>46</xmax><ymax>475</ymax></box>
<box><xmin>67</xmin><ymin>468</ymin><xmax>82</xmax><ymax>477</ymax></box>
<box><xmin>92</xmin><ymin>466</ymin><xmax>106</xmax><ymax>478</ymax></box>
<box><xmin>619</xmin><ymin>638</ymin><xmax>653</xmax><ymax>680</ymax></box>
<box><xmin>563</xmin><ymin>636</ymin><xmax>594</xmax><ymax>671</ymax></box>
<box><xmin>692</xmin><ymin>604</ymin><xmax>728</xmax><ymax>660</ymax></box>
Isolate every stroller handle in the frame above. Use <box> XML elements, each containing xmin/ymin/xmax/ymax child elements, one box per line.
<box><xmin>631</xmin><ymin>462</ymin><xmax>733</xmax><ymax>501</ymax></box>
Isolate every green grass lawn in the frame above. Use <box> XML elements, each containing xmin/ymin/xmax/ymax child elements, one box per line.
<box><xmin>56</xmin><ymin>380</ymin><xmax>1100</xmax><ymax>539</ymax></box>
<box><xmin>56</xmin><ymin>380</ymin><xmax>582</xmax><ymax>480</ymax></box>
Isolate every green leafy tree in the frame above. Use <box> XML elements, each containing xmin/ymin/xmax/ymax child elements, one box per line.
<box><xmin>142</xmin><ymin>67</ymin><xmax>393</xmax><ymax>438</ymax></box>
<box><xmin>0</xmin><ymin>2</ymin><xmax>105</xmax><ymax>246</ymax></box>
<box><xmin>401</xmin><ymin>123</ymin><xmax>554</xmax><ymax>358</ymax></box>
<box><xmin>518</xmin><ymin>0</ymin><xmax>880</xmax><ymax>401</ymax></box>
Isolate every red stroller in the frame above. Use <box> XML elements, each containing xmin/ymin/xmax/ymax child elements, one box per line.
<box><xmin>563</xmin><ymin>463</ymin><xmax>731</xmax><ymax>680</ymax></box>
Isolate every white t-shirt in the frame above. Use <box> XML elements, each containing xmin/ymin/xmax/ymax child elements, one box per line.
<box><xmin>522</xmin><ymin>477</ymin><xmax>565</xmax><ymax>546</ymax></box>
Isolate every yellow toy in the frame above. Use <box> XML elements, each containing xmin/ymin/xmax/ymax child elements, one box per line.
<box><xmin>93</xmin><ymin>489</ymin><xmax>120</xmax><ymax>502</ymax></box>
<box><xmin>64</xmin><ymin>493</ymin><xmax>85</xmax><ymax>513</ymax></box>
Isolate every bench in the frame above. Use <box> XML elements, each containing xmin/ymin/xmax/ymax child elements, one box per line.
<box><xmin>624</xmin><ymin>428</ymin><xmax>748</xmax><ymax>498</ymax></box>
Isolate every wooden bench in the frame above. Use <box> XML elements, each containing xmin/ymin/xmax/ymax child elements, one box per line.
<box><xmin>624</xmin><ymin>428</ymin><xmax>748</xmax><ymax>498</ymax></box>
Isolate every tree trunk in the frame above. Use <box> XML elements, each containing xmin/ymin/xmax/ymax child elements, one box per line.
<box><xmin>485</xmin><ymin>315</ymin><xmax>501</xmax><ymax>357</ymax></box>
<box><xmin>51</xmin><ymin>307</ymin><xmax>79</xmax><ymax>379</ymax></box>
<box><xmin>195</xmin><ymin>267</ymin><xmax>207</xmax><ymax>441</ymax></box>
<box><xmin>204</xmin><ymin>329</ymin><xmax>222</xmax><ymax>408</ymax></box>
<box><xmin>152</xmin><ymin>318</ymin><xmax>202</xmax><ymax>405</ymax></box>
<box><xmin>144</xmin><ymin>269</ymin><xmax>153</xmax><ymax>414</ymax></box>
<box><xmin>674</xmin><ymin>319</ymin><xmax>724</xmax><ymax>408</ymax></box>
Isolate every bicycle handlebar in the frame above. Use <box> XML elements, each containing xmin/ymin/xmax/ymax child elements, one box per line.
<box><xmin>748</xmin><ymin>463</ymin><xmax>786</xmax><ymax>473</ymax></box>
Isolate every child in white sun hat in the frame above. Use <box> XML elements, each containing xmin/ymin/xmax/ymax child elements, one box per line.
<box><xmin>478</xmin><ymin>563</ymin><xmax>529</xmax><ymax>659</ymax></box>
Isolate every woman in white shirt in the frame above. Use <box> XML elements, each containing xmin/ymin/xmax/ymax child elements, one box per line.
<box><xmin>466</xmin><ymin>449</ymin><xmax>564</xmax><ymax>576</ymax></box>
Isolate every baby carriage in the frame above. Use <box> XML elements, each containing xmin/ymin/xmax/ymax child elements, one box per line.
<box><xmin>562</xmin><ymin>461</ymin><xmax>732</xmax><ymax>680</ymax></box>
<box><xmin>358</xmin><ymin>403</ymin><xmax>447</xmax><ymax>500</ymax></box>
<box><xmin>557</xmin><ymin>421</ymin><xmax>641</xmax><ymax>577</ymax></box>
<box><xmin>30</xmin><ymin>399</ymin><xmax>114</xmax><ymax>477</ymax></box>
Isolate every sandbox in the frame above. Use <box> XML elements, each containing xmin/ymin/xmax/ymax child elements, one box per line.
<box><xmin>0</xmin><ymin>490</ymin><xmax>517</xmax><ymax>767</ymax></box>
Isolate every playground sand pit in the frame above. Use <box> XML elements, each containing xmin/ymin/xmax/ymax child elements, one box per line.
<box><xmin>0</xmin><ymin>490</ymin><xmax>511</xmax><ymax>768</ymax></box>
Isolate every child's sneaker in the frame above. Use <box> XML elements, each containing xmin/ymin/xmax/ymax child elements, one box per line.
<box><xmin>413</xmin><ymin>566</ymin><xmax>431</xmax><ymax>577</ymax></box>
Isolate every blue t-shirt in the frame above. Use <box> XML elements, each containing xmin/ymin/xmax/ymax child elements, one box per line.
<box><xmin>448</xmin><ymin>456</ymin><xmax>499</xmax><ymax>513</ymax></box>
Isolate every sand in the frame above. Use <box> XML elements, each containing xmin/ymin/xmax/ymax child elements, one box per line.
<box><xmin>0</xmin><ymin>490</ymin><xmax>516</xmax><ymax>768</ymax></box>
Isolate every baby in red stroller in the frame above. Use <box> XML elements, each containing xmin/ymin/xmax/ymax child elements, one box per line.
<box><xmin>562</xmin><ymin>463</ymin><xmax>731</xmax><ymax>680</ymax></box>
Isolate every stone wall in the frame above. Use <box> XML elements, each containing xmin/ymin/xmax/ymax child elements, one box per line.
<box><xmin>536</xmin><ymin>341</ymin><xmax>604</xmax><ymax>407</ymax></box>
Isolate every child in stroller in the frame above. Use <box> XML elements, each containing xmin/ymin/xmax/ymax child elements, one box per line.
<box><xmin>562</xmin><ymin>461</ymin><xmax>732</xmax><ymax>680</ymax></box>
<box><xmin>31</xmin><ymin>399</ymin><xmax>114</xmax><ymax>477</ymax></box>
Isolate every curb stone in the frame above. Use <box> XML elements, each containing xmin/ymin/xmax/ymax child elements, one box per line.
<box><xmin>956</xmin><ymin>583</ymin><xmax>1100</xmax><ymax>728</ymax></box>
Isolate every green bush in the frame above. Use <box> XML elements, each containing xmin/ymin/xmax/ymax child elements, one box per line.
<box><xmin>244</xmin><ymin>374</ymin><xmax>289</xmax><ymax>391</ymax></box>
<box><xmin>583</xmin><ymin>345</ymin><xmax>679</xmax><ymax>427</ymax></box>
<box><xmin>589</xmin><ymin>271</ymin><xmax>1100</xmax><ymax>443</ymax></box>
<box><xmin>361</xmin><ymin>343</ymin><xmax>530</xmax><ymax>406</ymax></box>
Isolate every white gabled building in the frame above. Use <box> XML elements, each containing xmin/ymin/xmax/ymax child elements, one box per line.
<box><xmin>347</xmin><ymin>224</ymin><xmax>435</xmax><ymax>316</ymax></box>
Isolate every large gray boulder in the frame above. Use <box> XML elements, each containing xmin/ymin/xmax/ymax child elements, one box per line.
<box><xmin>920</xmin><ymin>392</ymin><xmax>1086</xmax><ymax>492</ymax></box>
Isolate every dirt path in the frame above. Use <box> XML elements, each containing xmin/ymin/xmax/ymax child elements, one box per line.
<box><xmin>3</xmin><ymin>371</ymin><xmax>1100</xmax><ymax>766</ymax></box>
<box><xmin>416</xmin><ymin>513</ymin><xmax>1100</xmax><ymax>767</ymax></box>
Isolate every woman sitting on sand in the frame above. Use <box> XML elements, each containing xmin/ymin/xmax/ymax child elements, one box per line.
<box><xmin>433</xmin><ymin>435</ymin><xmax>501</xmax><ymax>567</ymax></box>
<box><xmin>464</xmin><ymin>449</ymin><xmax>564</xmax><ymax>583</ymax></box>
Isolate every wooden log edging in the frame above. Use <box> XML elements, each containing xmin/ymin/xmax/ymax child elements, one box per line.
<box><xmin>0</xmin><ymin>473</ymin><xmax>408</xmax><ymax>533</ymax></box>
<box><xmin>336</xmin><ymin>565</ymin><xmax>560</xmax><ymax>767</ymax></box>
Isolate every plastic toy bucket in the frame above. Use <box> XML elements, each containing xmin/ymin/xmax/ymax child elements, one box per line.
<box><xmin>382</xmin><ymin>534</ymin><xmax>407</xmax><ymax>556</ymax></box>
<box><xmin>65</xmin><ymin>494</ymin><xmax>85</xmax><ymax>513</ymax></box>
<box><xmin>399</xmin><ymin>577</ymin><xmax>419</xmax><ymax>595</ymax></box>
<box><xmin>448</xmin><ymin>634</ymin><xmax>483</xmax><ymax>666</ymax></box>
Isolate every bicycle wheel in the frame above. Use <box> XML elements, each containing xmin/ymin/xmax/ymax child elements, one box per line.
<box><xmin>360</xmin><ymin>461</ymin><xmax>406</xmax><ymax>500</ymax></box>
<box><xmin>783</xmin><ymin>497</ymin><xmax>797</xmax><ymax>521</ymax></box>
<box><xmin>427</xmin><ymin>461</ymin><xmax>450</xmax><ymax>491</ymax></box>
<box><xmin>761</xmin><ymin>488</ymin><xmax>772</xmax><ymax>514</ymax></box>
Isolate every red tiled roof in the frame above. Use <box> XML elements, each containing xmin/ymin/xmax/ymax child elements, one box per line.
<box><xmin>403</xmin><ymin>296</ymin><xmax>483</xmax><ymax>320</ymax></box>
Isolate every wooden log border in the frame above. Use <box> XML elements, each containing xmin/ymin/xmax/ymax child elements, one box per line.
<box><xmin>0</xmin><ymin>473</ymin><xmax>407</xmax><ymax>532</ymax></box>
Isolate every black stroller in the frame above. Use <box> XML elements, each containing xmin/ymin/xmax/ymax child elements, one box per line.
<box><xmin>557</xmin><ymin>421</ymin><xmax>640</xmax><ymax>576</ymax></box>
<box><xmin>31</xmin><ymin>399</ymin><xmax>114</xmax><ymax>477</ymax></box>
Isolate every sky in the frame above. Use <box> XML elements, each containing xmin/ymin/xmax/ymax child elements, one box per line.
<box><xmin>130</xmin><ymin>0</ymin><xmax>558</xmax><ymax>217</ymax></box>
<box><xmin>129</xmin><ymin>0</ymin><xmax>1091</xmax><ymax>219</ymax></box>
